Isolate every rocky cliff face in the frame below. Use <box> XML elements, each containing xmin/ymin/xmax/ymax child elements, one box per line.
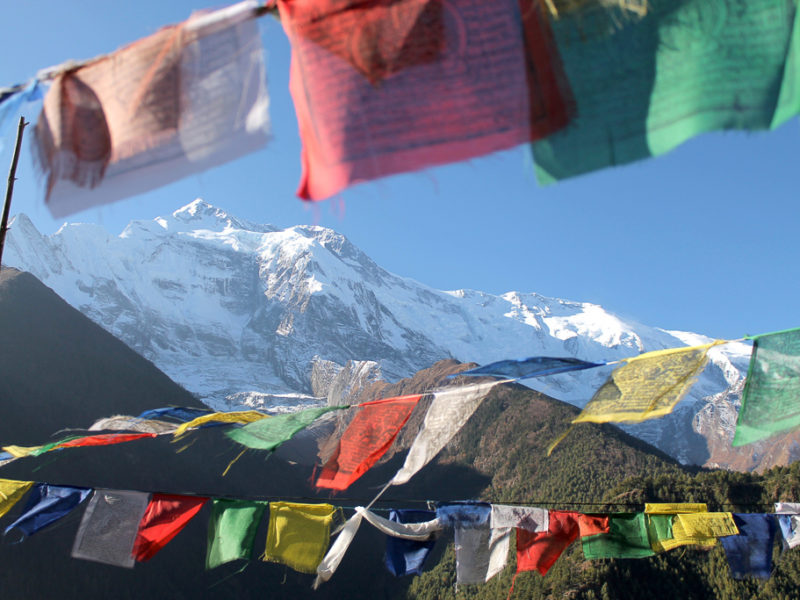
<box><xmin>5</xmin><ymin>200</ymin><xmax>765</xmax><ymax>469</ymax></box>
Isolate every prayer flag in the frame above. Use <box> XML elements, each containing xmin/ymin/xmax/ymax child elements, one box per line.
<box><xmin>2</xmin><ymin>444</ymin><xmax>44</xmax><ymax>458</ymax></box>
<box><xmin>136</xmin><ymin>406</ymin><xmax>218</xmax><ymax>427</ymax></box>
<box><xmin>227</xmin><ymin>405</ymin><xmax>344</xmax><ymax>451</ymax></box>
<box><xmin>316</xmin><ymin>395</ymin><xmax>421</xmax><ymax>490</ymax></box>
<box><xmin>265</xmin><ymin>502</ymin><xmax>338</xmax><ymax>575</ymax></box>
<box><xmin>491</xmin><ymin>504</ymin><xmax>549</xmax><ymax>533</ymax></box>
<box><xmin>777</xmin><ymin>514</ymin><xmax>800</xmax><ymax>549</ymax></box>
<box><xmin>734</xmin><ymin>328</ymin><xmax>800</xmax><ymax>445</ymax></box>
<box><xmin>391</xmin><ymin>382</ymin><xmax>500</xmax><ymax>485</ymax></box>
<box><xmin>356</xmin><ymin>507</ymin><xmax>441</xmax><ymax>541</ymax></box>
<box><xmin>3</xmin><ymin>436</ymin><xmax>84</xmax><ymax>458</ymax></box>
<box><xmin>454</xmin><ymin>357</ymin><xmax>604</xmax><ymax>380</ymax></box>
<box><xmin>4</xmin><ymin>484</ymin><xmax>91</xmax><ymax>539</ymax></box>
<box><xmin>656</xmin><ymin>512</ymin><xmax>739</xmax><ymax>550</ymax></box>
<box><xmin>775</xmin><ymin>502</ymin><xmax>800</xmax><ymax>548</ymax></box>
<box><xmin>89</xmin><ymin>415</ymin><xmax>178</xmax><ymax>434</ymax></box>
<box><xmin>54</xmin><ymin>432</ymin><xmax>157</xmax><ymax>449</ymax></box>
<box><xmin>137</xmin><ymin>406</ymin><xmax>213</xmax><ymax>422</ymax></box>
<box><xmin>71</xmin><ymin>489</ymin><xmax>151</xmax><ymax>568</ymax></box>
<box><xmin>644</xmin><ymin>503</ymin><xmax>708</xmax><ymax>514</ymax></box>
<box><xmin>436</xmin><ymin>503</ymin><xmax>510</xmax><ymax>583</ymax></box>
<box><xmin>313</xmin><ymin>510</ymin><xmax>362</xmax><ymax>588</ymax></box>
<box><xmin>775</xmin><ymin>502</ymin><xmax>800</xmax><ymax>513</ymax></box>
<box><xmin>381</xmin><ymin>509</ymin><xmax>439</xmax><ymax>577</ymax></box>
<box><xmin>454</xmin><ymin>522</ymin><xmax>511</xmax><ymax>584</ymax></box>
<box><xmin>132</xmin><ymin>494</ymin><xmax>208</xmax><ymax>562</ymax></box>
<box><xmin>573</xmin><ymin>343</ymin><xmax>722</xmax><ymax>424</ymax></box>
<box><xmin>0</xmin><ymin>479</ymin><xmax>33</xmax><ymax>520</ymax></box>
<box><xmin>516</xmin><ymin>510</ymin><xmax>608</xmax><ymax>575</ymax></box>
<box><xmin>645</xmin><ymin>514</ymin><xmax>674</xmax><ymax>553</ymax></box>
<box><xmin>582</xmin><ymin>513</ymin><xmax>655</xmax><ymax>559</ymax></box>
<box><xmin>35</xmin><ymin>0</ymin><xmax>270</xmax><ymax>217</ymax></box>
<box><xmin>0</xmin><ymin>80</ymin><xmax>41</xmax><ymax>147</ymax></box>
<box><xmin>720</xmin><ymin>514</ymin><xmax>777</xmax><ymax>579</ymax></box>
<box><xmin>644</xmin><ymin>504</ymin><xmax>709</xmax><ymax>552</ymax></box>
<box><xmin>676</xmin><ymin>513</ymin><xmax>739</xmax><ymax>538</ymax></box>
<box><xmin>173</xmin><ymin>410</ymin><xmax>268</xmax><ymax>438</ymax></box>
<box><xmin>437</xmin><ymin>503</ymin><xmax>492</xmax><ymax>528</ymax></box>
<box><xmin>437</xmin><ymin>503</ymin><xmax>507</xmax><ymax>584</ymax></box>
<box><xmin>532</xmin><ymin>0</ymin><xmax>800</xmax><ymax>183</ymax></box>
<box><xmin>277</xmin><ymin>0</ymin><xmax>571</xmax><ymax>200</ymax></box>
<box><xmin>206</xmin><ymin>498</ymin><xmax>267</xmax><ymax>569</ymax></box>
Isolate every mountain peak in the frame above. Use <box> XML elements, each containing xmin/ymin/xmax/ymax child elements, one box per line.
<box><xmin>172</xmin><ymin>199</ymin><xmax>227</xmax><ymax>223</ymax></box>
<box><xmin>165</xmin><ymin>199</ymin><xmax>275</xmax><ymax>234</ymax></box>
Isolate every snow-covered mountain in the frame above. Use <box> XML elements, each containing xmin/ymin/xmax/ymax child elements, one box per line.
<box><xmin>4</xmin><ymin>199</ymin><xmax>756</xmax><ymax>467</ymax></box>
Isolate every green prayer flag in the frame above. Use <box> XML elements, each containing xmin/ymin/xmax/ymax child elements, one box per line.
<box><xmin>206</xmin><ymin>499</ymin><xmax>267</xmax><ymax>569</ymax></box>
<box><xmin>582</xmin><ymin>513</ymin><xmax>655</xmax><ymax>559</ymax></box>
<box><xmin>646</xmin><ymin>514</ymin><xmax>674</xmax><ymax>552</ymax></box>
<box><xmin>532</xmin><ymin>0</ymin><xmax>800</xmax><ymax>183</ymax></box>
<box><xmin>31</xmin><ymin>436</ymin><xmax>83</xmax><ymax>456</ymax></box>
<box><xmin>226</xmin><ymin>406</ymin><xmax>344</xmax><ymax>451</ymax></box>
<box><xmin>733</xmin><ymin>328</ymin><xmax>800</xmax><ymax>446</ymax></box>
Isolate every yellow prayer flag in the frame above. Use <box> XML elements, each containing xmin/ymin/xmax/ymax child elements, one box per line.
<box><xmin>172</xmin><ymin>411</ymin><xmax>269</xmax><ymax>438</ymax></box>
<box><xmin>656</xmin><ymin>512</ymin><xmax>738</xmax><ymax>551</ymax></box>
<box><xmin>2</xmin><ymin>445</ymin><xmax>43</xmax><ymax>458</ymax></box>
<box><xmin>645</xmin><ymin>503</ymin><xmax>707</xmax><ymax>514</ymax></box>
<box><xmin>676</xmin><ymin>512</ymin><xmax>739</xmax><ymax>538</ymax></box>
<box><xmin>659</xmin><ymin>518</ymin><xmax>716</xmax><ymax>550</ymax></box>
<box><xmin>264</xmin><ymin>502</ymin><xmax>338</xmax><ymax>574</ymax></box>
<box><xmin>0</xmin><ymin>479</ymin><xmax>33</xmax><ymax>519</ymax></box>
<box><xmin>646</xmin><ymin>504</ymin><xmax>708</xmax><ymax>552</ymax></box>
<box><xmin>573</xmin><ymin>342</ymin><xmax>725</xmax><ymax>424</ymax></box>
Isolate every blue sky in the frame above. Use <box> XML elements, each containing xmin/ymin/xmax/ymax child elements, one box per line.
<box><xmin>1</xmin><ymin>1</ymin><xmax>798</xmax><ymax>342</ymax></box>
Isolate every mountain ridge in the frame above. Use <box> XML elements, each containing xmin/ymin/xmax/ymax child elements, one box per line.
<box><xmin>0</xmin><ymin>267</ymin><xmax>202</xmax><ymax>444</ymax></box>
<box><xmin>2</xmin><ymin>199</ymin><xmax>777</xmax><ymax>470</ymax></box>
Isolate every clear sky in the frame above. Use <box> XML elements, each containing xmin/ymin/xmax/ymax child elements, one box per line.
<box><xmin>1</xmin><ymin>1</ymin><xmax>798</xmax><ymax>342</ymax></box>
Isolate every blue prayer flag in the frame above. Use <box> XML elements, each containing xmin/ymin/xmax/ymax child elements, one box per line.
<box><xmin>384</xmin><ymin>509</ymin><xmax>438</xmax><ymax>577</ymax></box>
<box><xmin>453</xmin><ymin>357</ymin><xmax>604</xmax><ymax>380</ymax></box>
<box><xmin>719</xmin><ymin>514</ymin><xmax>777</xmax><ymax>579</ymax></box>
<box><xmin>137</xmin><ymin>406</ymin><xmax>214</xmax><ymax>423</ymax></box>
<box><xmin>0</xmin><ymin>80</ymin><xmax>41</xmax><ymax>147</ymax></box>
<box><xmin>436</xmin><ymin>503</ymin><xmax>491</xmax><ymax>528</ymax></box>
<box><xmin>4</xmin><ymin>484</ymin><xmax>91</xmax><ymax>539</ymax></box>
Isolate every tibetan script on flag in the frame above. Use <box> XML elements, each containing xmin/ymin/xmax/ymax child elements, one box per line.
<box><xmin>278</xmin><ymin>0</ymin><xmax>572</xmax><ymax>200</ymax></box>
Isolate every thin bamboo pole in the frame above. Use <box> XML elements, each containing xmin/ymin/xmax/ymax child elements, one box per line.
<box><xmin>0</xmin><ymin>116</ymin><xmax>27</xmax><ymax>268</ymax></box>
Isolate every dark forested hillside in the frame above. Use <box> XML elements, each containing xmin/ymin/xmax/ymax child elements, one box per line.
<box><xmin>403</xmin><ymin>379</ymin><xmax>800</xmax><ymax>600</ymax></box>
<box><xmin>0</xmin><ymin>267</ymin><xmax>203</xmax><ymax>442</ymax></box>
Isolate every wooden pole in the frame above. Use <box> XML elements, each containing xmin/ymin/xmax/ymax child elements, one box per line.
<box><xmin>0</xmin><ymin>116</ymin><xmax>27</xmax><ymax>268</ymax></box>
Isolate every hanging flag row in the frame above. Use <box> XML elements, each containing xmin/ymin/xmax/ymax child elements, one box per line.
<box><xmin>0</xmin><ymin>382</ymin><xmax>503</xmax><ymax>493</ymax></box>
<box><xmin>1</xmin><ymin>327</ymin><xmax>799</xmax><ymax>485</ymax></box>
<box><xmin>454</xmin><ymin>327</ymin><xmax>800</xmax><ymax>451</ymax></box>
<box><xmin>1</xmin><ymin>478</ymin><xmax>799</xmax><ymax>588</ymax></box>
<box><xmin>1</xmin><ymin>0</ymin><xmax>798</xmax><ymax>213</ymax></box>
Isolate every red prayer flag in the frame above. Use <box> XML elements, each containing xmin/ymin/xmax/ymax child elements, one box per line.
<box><xmin>132</xmin><ymin>494</ymin><xmax>208</xmax><ymax>562</ymax></box>
<box><xmin>54</xmin><ymin>433</ymin><xmax>157</xmax><ymax>449</ymax></box>
<box><xmin>278</xmin><ymin>0</ymin><xmax>572</xmax><ymax>200</ymax></box>
<box><xmin>291</xmin><ymin>0</ymin><xmax>445</xmax><ymax>85</ymax></box>
<box><xmin>315</xmin><ymin>394</ymin><xmax>422</xmax><ymax>491</ymax></box>
<box><xmin>516</xmin><ymin>511</ymin><xmax>609</xmax><ymax>575</ymax></box>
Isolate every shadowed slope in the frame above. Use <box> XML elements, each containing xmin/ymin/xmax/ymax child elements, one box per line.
<box><xmin>0</xmin><ymin>268</ymin><xmax>203</xmax><ymax>444</ymax></box>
